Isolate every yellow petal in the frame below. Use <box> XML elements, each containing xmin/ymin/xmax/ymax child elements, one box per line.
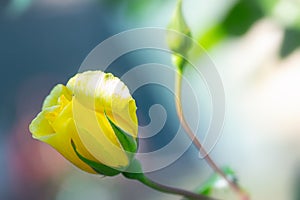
<box><xmin>72</xmin><ymin>98</ymin><xmax>129</xmax><ymax>169</ymax></box>
<box><xmin>41</xmin><ymin>119</ymin><xmax>97</xmax><ymax>174</ymax></box>
<box><xmin>66</xmin><ymin>71</ymin><xmax>138</xmax><ymax>138</ymax></box>
<box><xmin>31</xmin><ymin>102</ymin><xmax>97</xmax><ymax>173</ymax></box>
<box><xmin>42</xmin><ymin>84</ymin><xmax>72</xmax><ymax>110</ymax></box>
<box><xmin>30</xmin><ymin>84</ymin><xmax>98</xmax><ymax>173</ymax></box>
<box><xmin>29</xmin><ymin>106</ymin><xmax>57</xmax><ymax>138</ymax></box>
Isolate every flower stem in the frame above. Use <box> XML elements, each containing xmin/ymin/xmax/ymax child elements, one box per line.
<box><xmin>123</xmin><ymin>172</ymin><xmax>217</xmax><ymax>200</ymax></box>
<box><xmin>174</xmin><ymin>72</ymin><xmax>249</xmax><ymax>200</ymax></box>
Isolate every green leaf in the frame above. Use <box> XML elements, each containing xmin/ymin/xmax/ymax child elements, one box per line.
<box><xmin>105</xmin><ymin>112</ymin><xmax>138</xmax><ymax>154</ymax></box>
<box><xmin>71</xmin><ymin>140</ymin><xmax>120</xmax><ymax>176</ymax></box>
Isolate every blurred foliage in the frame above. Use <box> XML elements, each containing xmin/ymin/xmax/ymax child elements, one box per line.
<box><xmin>198</xmin><ymin>24</ymin><xmax>226</xmax><ymax>51</ymax></box>
<box><xmin>181</xmin><ymin>167</ymin><xmax>239</xmax><ymax>199</ymax></box>
<box><xmin>280</xmin><ymin>28</ymin><xmax>300</xmax><ymax>58</ymax></box>
<box><xmin>194</xmin><ymin>167</ymin><xmax>237</xmax><ymax>196</ymax></box>
<box><xmin>256</xmin><ymin>0</ymin><xmax>279</xmax><ymax>15</ymax></box>
<box><xmin>295</xmin><ymin>171</ymin><xmax>300</xmax><ymax>200</ymax></box>
<box><xmin>222</xmin><ymin>0</ymin><xmax>264</xmax><ymax>36</ymax></box>
<box><xmin>198</xmin><ymin>0</ymin><xmax>264</xmax><ymax>51</ymax></box>
<box><xmin>4</xmin><ymin>0</ymin><xmax>32</xmax><ymax>17</ymax></box>
<box><xmin>99</xmin><ymin>0</ymin><xmax>171</xmax><ymax>18</ymax></box>
<box><xmin>198</xmin><ymin>0</ymin><xmax>300</xmax><ymax>58</ymax></box>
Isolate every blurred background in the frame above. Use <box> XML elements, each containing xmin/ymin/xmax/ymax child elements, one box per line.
<box><xmin>0</xmin><ymin>0</ymin><xmax>300</xmax><ymax>199</ymax></box>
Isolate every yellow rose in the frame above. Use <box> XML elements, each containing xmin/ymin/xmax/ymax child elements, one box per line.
<box><xmin>29</xmin><ymin>71</ymin><xmax>138</xmax><ymax>175</ymax></box>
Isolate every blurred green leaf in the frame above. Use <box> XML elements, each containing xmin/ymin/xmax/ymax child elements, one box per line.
<box><xmin>198</xmin><ymin>24</ymin><xmax>226</xmax><ymax>50</ymax></box>
<box><xmin>196</xmin><ymin>167</ymin><xmax>236</xmax><ymax>196</ymax></box>
<box><xmin>197</xmin><ymin>0</ymin><xmax>265</xmax><ymax>52</ymax></box>
<box><xmin>294</xmin><ymin>171</ymin><xmax>300</xmax><ymax>200</ymax></box>
<box><xmin>255</xmin><ymin>0</ymin><xmax>279</xmax><ymax>15</ymax></box>
<box><xmin>99</xmin><ymin>0</ymin><xmax>170</xmax><ymax>18</ymax></box>
<box><xmin>280</xmin><ymin>28</ymin><xmax>300</xmax><ymax>58</ymax></box>
<box><xmin>222</xmin><ymin>0</ymin><xmax>264</xmax><ymax>36</ymax></box>
<box><xmin>182</xmin><ymin>166</ymin><xmax>237</xmax><ymax>199</ymax></box>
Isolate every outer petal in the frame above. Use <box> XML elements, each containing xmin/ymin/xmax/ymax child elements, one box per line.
<box><xmin>29</xmin><ymin>106</ymin><xmax>57</xmax><ymax>139</ymax></box>
<box><xmin>31</xmin><ymin>102</ymin><xmax>97</xmax><ymax>174</ymax></box>
<box><xmin>66</xmin><ymin>71</ymin><xmax>138</xmax><ymax>138</ymax></box>
<box><xmin>30</xmin><ymin>84</ymin><xmax>98</xmax><ymax>174</ymax></box>
<box><xmin>42</xmin><ymin>84</ymin><xmax>72</xmax><ymax>110</ymax></box>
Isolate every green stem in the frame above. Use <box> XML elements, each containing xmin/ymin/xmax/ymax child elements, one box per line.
<box><xmin>174</xmin><ymin>72</ymin><xmax>249</xmax><ymax>200</ymax></box>
<box><xmin>123</xmin><ymin>172</ymin><xmax>217</xmax><ymax>200</ymax></box>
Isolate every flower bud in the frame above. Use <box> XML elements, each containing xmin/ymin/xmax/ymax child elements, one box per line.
<box><xmin>167</xmin><ymin>0</ymin><xmax>192</xmax><ymax>72</ymax></box>
<box><xmin>29</xmin><ymin>71</ymin><xmax>138</xmax><ymax>175</ymax></box>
